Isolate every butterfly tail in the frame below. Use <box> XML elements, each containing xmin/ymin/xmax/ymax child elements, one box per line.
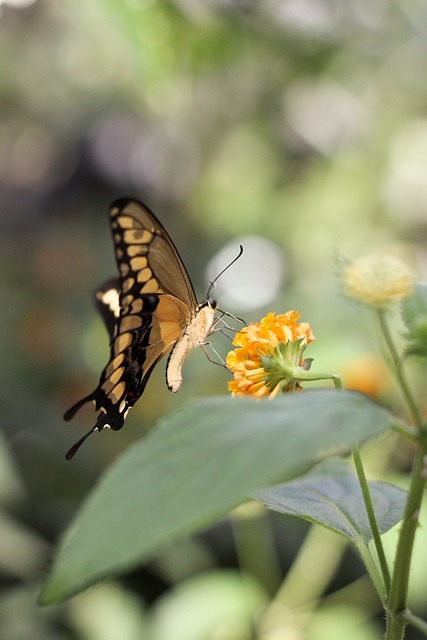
<box><xmin>65</xmin><ymin>424</ymin><xmax>98</xmax><ymax>460</ymax></box>
<box><xmin>63</xmin><ymin>391</ymin><xmax>96</xmax><ymax>422</ymax></box>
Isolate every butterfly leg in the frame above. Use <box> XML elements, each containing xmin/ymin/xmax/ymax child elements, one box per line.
<box><xmin>212</xmin><ymin>312</ymin><xmax>246</xmax><ymax>334</ymax></box>
<box><xmin>200</xmin><ymin>342</ymin><xmax>229</xmax><ymax>370</ymax></box>
<box><xmin>216</xmin><ymin>309</ymin><xmax>247</xmax><ymax>326</ymax></box>
<box><xmin>210</xmin><ymin>316</ymin><xmax>240</xmax><ymax>342</ymax></box>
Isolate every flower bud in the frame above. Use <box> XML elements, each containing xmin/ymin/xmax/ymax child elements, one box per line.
<box><xmin>343</xmin><ymin>255</ymin><xmax>413</xmax><ymax>309</ymax></box>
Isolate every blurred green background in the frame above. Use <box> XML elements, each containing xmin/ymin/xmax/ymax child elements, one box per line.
<box><xmin>1</xmin><ymin>1</ymin><xmax>427</xmax><ymax>638</ymax></box>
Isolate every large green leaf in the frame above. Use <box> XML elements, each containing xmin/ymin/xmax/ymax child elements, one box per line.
<box><xmin>252</xmin><ymin>458</ymin><xmax>406</xmax><ymax>544</ymax></box>
<box><xmin>40</xmin><ymin>390</ymin><xmax>394</xmax><ymax>604</ymax></box>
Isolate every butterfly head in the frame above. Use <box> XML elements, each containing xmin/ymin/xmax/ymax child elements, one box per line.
<box><xmin>207</xmin><ymin>296</ymin><xmax>217</xmax><ymax>310</ymax></box>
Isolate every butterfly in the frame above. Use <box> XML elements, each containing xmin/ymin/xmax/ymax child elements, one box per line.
<box><xmin>64</xmin><ymin>198</ymin><xmax>219</xmax><ymax>459</ymax></box>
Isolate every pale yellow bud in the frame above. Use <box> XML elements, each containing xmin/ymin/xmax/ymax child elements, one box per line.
<box><xmin>343</xmin><ymin>255</ymin><xmax>413</xmax><ymax>308</ymax></box>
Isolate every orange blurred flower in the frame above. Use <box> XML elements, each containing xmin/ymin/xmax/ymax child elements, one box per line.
<box><xmin>341</xmin><ymin>354</ymin><xmax>391</xmax><ymax>399</ymax></box>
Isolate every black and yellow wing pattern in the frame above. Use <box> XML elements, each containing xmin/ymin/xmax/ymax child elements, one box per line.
<box><xmin>64</xmin><ymin>198</ymin><xmax>217</xmax><ymax>459</ymax></box>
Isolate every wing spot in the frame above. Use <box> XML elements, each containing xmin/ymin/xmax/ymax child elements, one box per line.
<box><xmin>110</xmin><ymin>381</ymin><xmax>126</xmax><ymax>404</ymax></box>
<box><xmin>122</xmin><ymin>277</ymin><xmax>135</xmax><ymax>292</ymax></box>
<box><xmin>137</xmin><ymin>267</ymin><xmax>153</xmax><ymax>283</ymax></box>
<box><xmin>127</xmin><ymin>244</ymin><xmax>149</xmax><ymax>257</ymax></box>
<box><xmin>102</xmin><ymin>377</ymin><xmax>116</xmax><ymax>395</ymax></box>
<box><xmin>114</xmin><ymin>332</ymin><xmax>132</xmax><ymax>355</ymax></box>
<box><xmin>131</xmin><ymin>299</ymin><xmax>143</xmax><ymax>314</ymax></box>
<box><xmin>117</xmin><ymin>215</ymin><xmax>136</xmax><ymax>229</ymax></box>
<box><xmin>105</xmin><ymin>353</ymin><xmax>125</xmax><ymax>378</ymax></box>
<box><xmin>130</xmin><ymin>256</ymin><xmax>148</xmax><ymax>271</ymax></box>
<box><xmin>121</xmin><ymin>294</ymin><xmax>133</xmax><ymax>307</ymax></box>
<box><xmin>124</xmin><ymin>229</ymin><xmax>153</xmax><ymax>244</ymax></box>
<box><xmin>98</xmin><ymin>288</ymin><xmax>120</xmax><ymax>317</ymax></box>
<box><xmin>120</xmin><ymin>262</ymin><xmax>130</xmax><ymax>276</ymax></box>
<box><xmin>120</xmin><ymin>315</ymin><xmax>143</xmax><ymax>332</ymax></box>
<box><xmin>140</xmin><ymin>278</ymin><xmax>160</xmax><ymax>294</ymax></box>
<box><xmin>109</xmin><ymin>366</ymin><xmax>125</xmax><ymax>385</ymax></box>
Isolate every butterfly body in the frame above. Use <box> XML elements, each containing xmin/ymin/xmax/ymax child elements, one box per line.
<box><xmin>64</xmin><ymin>198</ymin><xmax>217</xmax><ymax>459</ymax></box>
<box><xmin>167</xmin><ymin>298</ymin><xmax>216</xmax><ymax>392</ymax></box>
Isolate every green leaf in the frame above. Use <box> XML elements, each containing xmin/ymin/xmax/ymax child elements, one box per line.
<box><xmin>401</xmin><ymin>283</ymin><xmax>427</xmax><ymax>358</ymax></box>
<box><xmin>40</xmin><ymin>390</ymin><xmax>393</xmax><ymax>604</ymax></box>
<box><xmin>252</xmin><ymin>458</ymin><xmax>406</xmax><ymax>544</ymax></box>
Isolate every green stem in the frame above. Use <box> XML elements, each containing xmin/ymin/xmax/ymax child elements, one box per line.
<box><xmin>355</xmin><ymin>538</ymin><xmax>387</xmax><ymax>605</ymax></box>
<box><xmin>294</xmin><ymin>370</ymin><xmax>343</xmax><ymax>388</ymax></box>
<box><xmin>377</xmin><ymin>310</ymin><xmax>423</xmax><ymax>430</ymax></box>
<box><xmin>322</xmin><ymin>378</ymin><xmax>389</xmax><ymax>602</ymax></box>
<box><xmin>398</xmin><ymin>610</ymin><xmax>427</xmax><ymax>636</ymax></box>
<box><xmin>230</xmin><ymin>503</ymin><xmax>282</xmax><ymax>596</ymax></box>
<box><xmin>376</xmin><ymin>309</ymin><xmax>427</xmax><ymax>639</ymax></box>
<box><xmin>386</xmin><ymin>439</ymin><xmax>427</xmax><ymax>639</ymax></box>
<box><xmin>262</xmin><ymin>524</ymin><xmax>346</xmax><ymax>613</ymax></box>
<box><xmin>391</xmin><ymin>419</ymin><xmax>419</xmax><ymax>442</ymax></box>
<box><xmin>352</xmin><ymin>445</ymin><xmax>390</xmax><ymax>598</ymax></box>
<box><xmin>332</xmin><ymin>374</ymin><xmax>343</xmax><ymax>390</ymax></box>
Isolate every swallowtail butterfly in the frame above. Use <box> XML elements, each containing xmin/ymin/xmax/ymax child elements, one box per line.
<box><xmin>64</xmin><ymin>198</ymin><xmax>218</xmax><ymax>459</ymax></box>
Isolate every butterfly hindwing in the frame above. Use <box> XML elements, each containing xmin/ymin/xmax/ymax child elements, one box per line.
<box><xmin>95</xmin><ymin>278</ymin><xmax>120</xmax><ymax>340</ymax></box>
<box><xmin>64</xmin><ymin>198</ymin><xmax>204</xmax><ymax>459</ymax></box>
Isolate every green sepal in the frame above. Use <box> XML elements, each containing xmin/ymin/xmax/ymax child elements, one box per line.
<box><xmin>260</xmin><ymin>339</ymin><xmax>309</xmax><ymax>392</ymax></box>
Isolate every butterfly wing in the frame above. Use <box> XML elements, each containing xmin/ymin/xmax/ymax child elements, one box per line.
<box><xmin>111</xmin><ymin>198</ymin><xmax>197</xmax><ymax>307</ymax></box>
<box><xmin>64</xmin><ymin>198</ymin><xmax>199</xmax><ymax>459</ymax></box>
<box><xmin>94</xmin><ymin>278</ymin><xmax>120</xmax><ymax>339</ymax></box>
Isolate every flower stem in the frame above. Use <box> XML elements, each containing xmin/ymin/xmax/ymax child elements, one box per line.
<box><xmin>272</xmin><ymin>523</ymin><xmax>346</xmax><ymax>609</ymax></box>
<box><xmin>376</xmin><ymin>309</ymin><xmax>427</xmax><ymax>639</ymax></box>
<box><xmin>230</xmin><ymin>503</ymin><xmax>282</xmax><ymax>596</ymax></box>
<box><xmin>352</xmin><ymin>445</ymin><xmax>390</xmax><ymax>598</ymax></box>
<box><xmin>386</xmin><ymin>439</ymin><xmax>427</xmax><ymax>639</ymax></box>
<box><xmin>331</xmin><ymin>374</ymin><xmax>343</xmax><ymax>390</ymax></box>
<box><xmin>398</xmin><ymin>609</ymin><xmax>427</xmax><ymax>635</ymax></box>
<box><xmin>355</xmin><ymin>538</ymin><xmax>387</xmax><ymax>605</ymax></box>
<box><xmin>292</xmin><ymin>370</ymin><xmax>343</xmax><ymax>389</ymax></box>
<box><xmin>377</xmin><ymin>310</ymin><xmax>423</xmax><ymax>430</ymax></box>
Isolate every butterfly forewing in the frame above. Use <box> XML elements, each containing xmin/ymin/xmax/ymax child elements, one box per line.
<box><xmin>64</xmin><ymin>198</ymin><xmax>203</xmax><ymax>459</ymax></box>
<box><xmin>110</xmin><ymin>199</ymin><xmax>197</xmax><ymax>308</ymax></box>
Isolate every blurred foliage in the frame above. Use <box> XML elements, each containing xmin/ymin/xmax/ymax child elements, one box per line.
<box><xmin>1</xmin><ymin>0</ymin><xmax>427</xmax><ymax>638</ymax></box>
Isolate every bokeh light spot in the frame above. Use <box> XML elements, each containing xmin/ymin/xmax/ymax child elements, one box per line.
<box><xmin>206</xmin><ymin>236</ymin><xmax>286</xmax><ymax>312</ymax></box>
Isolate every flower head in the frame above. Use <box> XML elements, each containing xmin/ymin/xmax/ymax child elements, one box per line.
<box><xmin>226</xmin><ymin>311</ymin><xmax>315</xmax><ymax>398</ymax></box>
<box><xmin>343</xmin><ymin>255</ymin><xmax>413</xmax><ymax>309</ymax></box>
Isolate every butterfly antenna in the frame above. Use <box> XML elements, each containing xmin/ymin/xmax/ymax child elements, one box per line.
<box><xmin>206</xmin><ymin>245</ymin><xmax>243</xmax><ymax>299</ymax></box>
<box><xmin>65</xmin><ymin>425</ymin><xmax>98</xmax><ymax>460</ymax></box>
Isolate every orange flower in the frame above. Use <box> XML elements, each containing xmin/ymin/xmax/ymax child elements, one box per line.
<box><xmin>226</xmin><ymin>311</ymin><xmax>315</xmax><ymax>398</ymax></box>
<box><xmin>341</xmin><ymin>354</ymin><xmax>391</xmax><ymax>399</ymax></box>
